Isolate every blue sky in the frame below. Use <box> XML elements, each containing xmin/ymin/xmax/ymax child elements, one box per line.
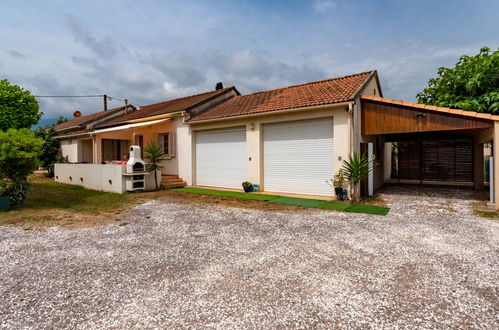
<box><xmin>1</xmin><ymin>0</ymin><xmax>498</xmax><ymax>119</ymax></box>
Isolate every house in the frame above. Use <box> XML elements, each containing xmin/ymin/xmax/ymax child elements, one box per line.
<box><xmin>55</xmin><ymin>85</ymin><xmax>239</xmax><ymax>188</ymax></box>
<box><xmin>55</xmin><ymin>70</ymin><xmax>499</xmax><ymax>209</ymax></box>
<box><xmin>54</xmin><ymin>105</ymin><xmax>137</xmax><ymax>163</ymax></box>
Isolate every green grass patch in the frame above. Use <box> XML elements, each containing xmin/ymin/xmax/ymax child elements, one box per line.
<box><xmin>344</xmin><ymin>203</ymin><xmax>390</xmax><ymax>216</ymax></box>
<box><xmin>175</xmin><ymin>187</ymin><xmax>279</xmax><ymax>201</ymax></box>
<box><xmin>177</xmin><ymin>187</ymin><xmax>390</xmax><ymax>215</ymax></box>
<box><xmin>316</xmin><ymin>200</ymin><xmax>351</xmax><ymax>211</ymax></box>
<box><xmin>24</xmin><ymin>179</ymin><xmax>128</xmax><ymax>213</ymax></box>
<box><xmin>268</xmin><ymin>196</ymin><xmax>323</xmax><ymax>207</ymax></box>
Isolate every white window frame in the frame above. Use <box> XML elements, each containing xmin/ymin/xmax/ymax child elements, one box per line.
<box><xmin>158</xmin><ymin>132</ymin><xmax>176</xmax><ymax>158</ymax></box>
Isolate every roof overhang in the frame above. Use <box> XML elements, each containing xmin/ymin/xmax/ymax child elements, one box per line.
<box><xmin>92</xmin><ymin>118</ymin><xmax>171</xmax><ymax>134</ymax></box>
<box><xmin>360</xmin><ymin>96</ymin><xmax>495</xmax><ymax>136</ymax></box>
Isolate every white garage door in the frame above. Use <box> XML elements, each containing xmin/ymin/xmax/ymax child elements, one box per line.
<box><xmin>196</xmin><ymin>127</ymin><xmax>247</xmax><ymax>189</ymax></box>
<box><xmin>264</xmin><ymin>118</ymin><xmax>334</xmax><ymax>196</ymax></box>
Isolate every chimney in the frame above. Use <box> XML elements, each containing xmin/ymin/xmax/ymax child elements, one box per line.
<box><xmin>73</xmin><ymin>110</ymin><xmax>81</xmax><ymax>119</ymax></box>
<box><xmin>215</xmin><ymin>82</ymin><xmax>223</xmax><ymax>90</ymax></box>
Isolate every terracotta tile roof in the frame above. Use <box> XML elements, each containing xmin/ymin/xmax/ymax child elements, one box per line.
<box><xmin>98</xmin><ymin>87</ymin><xmax>237</xmax><ymax>127</ymax></box>
<box><xmin>54</xmin><ymin>105</ymin><xmax>132</xmax><ymax>131</ymax></box>
<box><xmin>189</xmin><ymin>71</ymin><xmax>375</xmax><ymax>122</ymax></box>
<box><xmin>360</xmin><ymin>95</ymin><xmax>499</xmax><ymax>121</ymax></box>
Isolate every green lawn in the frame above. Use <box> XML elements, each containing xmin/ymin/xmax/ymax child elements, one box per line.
<box><xmin>176</xmin><ymin>187</ymin><xmax>390</xmax><ymax>215</ymax></box>
<box><xmin>1</xmin><ymin>176</ymin><xmax>157</xmax><ymax>228</ymax></box>
<box><xmin>176</xmin><ymin>187</ymin><xmax>280</xmax><ymax>201</ymax></box>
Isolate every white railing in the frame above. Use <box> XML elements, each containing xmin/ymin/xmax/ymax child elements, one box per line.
<box><xmin>54</xmin><ymin>163</ymin><xmax>161</xmax><ymax>193</ymax></box>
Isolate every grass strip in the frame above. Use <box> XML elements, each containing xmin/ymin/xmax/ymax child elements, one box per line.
<box><xmin>175</xmin><ymin>187</ymin><xmax>279</xmax><ymax>201</ymax></box>
<box><xmin>344</xmin><ymin>203</ymin><xmax>390</xmax><ymax>216</ymax></box>
<box><xmin>316</xmin><ymin>200</ymin><xmax>351</xmax><ymax>211</ymax></box>
<box><xmin>176</xmin><ymin>187</ymin><xmax>390</xmax><ymax>215</ymax></box>
<box><xmin>268</xmin><ymin>196</ymin><xmax>323</xmax><ymax>208</ymax></box>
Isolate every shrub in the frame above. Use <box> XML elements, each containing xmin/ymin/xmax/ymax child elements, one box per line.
<box><xmin>0</xmin><ymin>177</ymin><xmax>14</xmax><ymax>197</ymax></box>
<box><xmin>242</xmin><ymin>181</ymin><xmax>253</xmax><ymax>187</ymax></box>
<box><xmin>35</xmin><ymin>126</ymin><xmax>61</xmax><ymax>177</ymax></box>
<box><xmin>0</xmin><ymin>128</ymin><xmax>43</xmax><ymax>204</ymax></box>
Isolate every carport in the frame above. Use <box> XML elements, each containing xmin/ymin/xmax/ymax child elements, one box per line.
<box><xmin>360</xmin><ymin>95</ymin><xmax>499</xmax><ymax>209</ymax></box>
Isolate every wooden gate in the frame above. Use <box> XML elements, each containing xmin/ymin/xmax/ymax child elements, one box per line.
<box><xmin>397</xmin><ymin>138</ymin><xmax>473</xmax><ymax>183</ymax></box>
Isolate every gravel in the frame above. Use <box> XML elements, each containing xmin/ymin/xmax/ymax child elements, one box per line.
<box><xmin>0</xmin><ymin>186</ymin><xmax>498</xmax><ymax>329</ymax></box>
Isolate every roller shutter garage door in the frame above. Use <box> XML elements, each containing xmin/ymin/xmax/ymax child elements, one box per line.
<box><xmin>195</xmin><ymin>127</ymin><xmax>247</xmax><ymax>189</ymax></box>
<box><xmin>263</xmin><ymin>118</ymin><xmax>334</xmax><ymax>196</ymax></box>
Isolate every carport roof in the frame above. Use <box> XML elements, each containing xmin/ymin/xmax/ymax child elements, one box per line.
<box><xmin>361</xmin><ymin>95</ymin><xmax>499</xmax><ymax>121</ymax></box>
<box><xmin>360</xmin><ymin>95</ymin><xmax>496</xmax><ymax>136</ymax></box>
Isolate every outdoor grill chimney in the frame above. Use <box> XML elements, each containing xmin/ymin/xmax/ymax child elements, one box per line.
<box><xmin>215</xmin><ymin>82</ymin><xmax>223</xmax><ymax>90</ymax></box>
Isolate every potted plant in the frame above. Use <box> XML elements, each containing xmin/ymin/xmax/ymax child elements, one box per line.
<box><xmin>242</xmin><ymin>181</ymin><xmax>253</xmax><ymax>193</ymax></box>
<box><xmin>0</xmin><ymin>177</ymin><xmax>14</xmax><ymax>211</ymax></box>
<box><xmin>342</xmin><ymin>152</ymin><xmax>372</xmax><ymax>203</ymax></box>
<box><xmin>144</xmin><ymin>141</ymin><xmax>164</xmax><ymax>191</ymax></box>
<box><xmin>327</xmin><ymin>169</ymin><xmax>346</xmax><ymax>200</ymax></box>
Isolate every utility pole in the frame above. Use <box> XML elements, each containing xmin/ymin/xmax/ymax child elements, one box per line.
<box><xmin>103</xmin><ymin>94</ymin><xmax>108</xmax><ymax>111</ymax></box>
<box><xmin>124</xmin><ymin>99</ymin><xmax>128</xmax><ymax>114</ymax></box>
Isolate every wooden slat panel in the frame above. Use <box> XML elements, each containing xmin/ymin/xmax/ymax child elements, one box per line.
<box><xmin>362</xmin><ymin>101</ymin><xmax>492</xmax><ymax>135</ymax></box>
<box><xmin>398</xmin><ymin>141</ymin><xmax>421</xmax><ymax>181</ymax></box>
<box><xmin>398</xmin><ymin>139</ymin><xmax>473</xmax><ymax>183</ymax></box>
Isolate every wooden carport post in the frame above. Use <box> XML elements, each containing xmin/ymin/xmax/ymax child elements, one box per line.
<box><xmin>473</xmin><ymin>138</ymin><xmax>484</xmax><ymax>190</ymax></box>
<box><xmin>494</xmin><ymin>121</ymin><xmax>499</xmax><ymax>209</ymax></box>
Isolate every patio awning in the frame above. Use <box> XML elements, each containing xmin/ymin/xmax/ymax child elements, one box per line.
<box><xmin>92</xmin><ymin>118</ymin><xmax>171</xmax><ymax>134</ymax></box>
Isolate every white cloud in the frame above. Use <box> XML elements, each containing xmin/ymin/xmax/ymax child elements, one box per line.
<box><xmin>313</xmin><ymin>0</ymin><xmax>336</xmax><ymax>13</ymax></box>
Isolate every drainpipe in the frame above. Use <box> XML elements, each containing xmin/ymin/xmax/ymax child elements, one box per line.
<box><xmin>347</xmin><ymin>101</ymin><xmax>354</xmax><ymax>156</ymax></box>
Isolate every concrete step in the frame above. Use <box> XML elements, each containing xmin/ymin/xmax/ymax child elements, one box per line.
<box><xmin>161</xmin><ymin>174</ymin><xmax>186</xmax><ymax>189</ymax></box>
<box><xmin>162</xmin><ymin>174</ymin><xmax>179</xmax><ymax>179</ymax></box>
<box><xmin>161</xmin><ymin>178</ymin><xmax>184</xmax><ymax>184</ymax></box>
<box><xmin>163</xmin><ymin>181</ymin><xmax>187</xmax><ymax>189</ymax></box>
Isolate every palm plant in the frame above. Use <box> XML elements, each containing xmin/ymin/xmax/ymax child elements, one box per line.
<box><xmin>341</xmin><ymin>152</ymin><xmax>372</xmax><ymax>203</ymax></box>
<box><xmin>144</xmin><ymin>141</ymin><xmax>163</xmax><ymax>191</ymax></box>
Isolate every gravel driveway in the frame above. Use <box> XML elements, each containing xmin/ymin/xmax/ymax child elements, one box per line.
<box><xmin>0</xmin><ymin>187</ymin><xmax>498</xmax><ymax>328</ymax></box>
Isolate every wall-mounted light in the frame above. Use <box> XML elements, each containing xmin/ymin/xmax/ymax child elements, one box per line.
<box><xmin>249</xmin><ymin>123</ymin><xmax>256</xmax><ymax>130</ymax></box>
<box><xmin>416</xmin><ymin>112</ymin><xmax>426</xmax><ymax>118</ymax></box>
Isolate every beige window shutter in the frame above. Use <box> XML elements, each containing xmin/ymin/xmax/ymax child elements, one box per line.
<box><xmin>169</xmin><ymin>132</ymin><xmax>176</xmax><ymax>157</ymax></box>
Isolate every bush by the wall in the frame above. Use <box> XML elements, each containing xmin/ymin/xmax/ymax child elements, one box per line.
<box><xmin>0</xmin><ymin>128</ymin><xmax>43</xmax><ymax>205</ymax></box>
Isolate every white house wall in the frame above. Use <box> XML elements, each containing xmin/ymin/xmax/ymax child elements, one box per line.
<box><xmin>60</xmin><ymin>139</ymin><xmax>79</xmax><ymax>163</ymax></box>
<box><xmin>176</xmin><ymin>117</ymin><xmax>193</xmax><ymax>185</ymax></box>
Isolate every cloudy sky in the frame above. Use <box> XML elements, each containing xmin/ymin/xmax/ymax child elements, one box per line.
<box><xmin>1</xmin><ymin>0</ymin><xmax>498</xmax><ymax>119</ymax></box>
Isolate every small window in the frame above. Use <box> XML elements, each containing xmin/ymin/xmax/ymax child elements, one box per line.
<box><xmin>158</xmin><ymin>132</ymin><xmax>173</xmax><ymax>157</ymax></box>
<box><xmin>162</xmin><ymin>134</ymin><xmax>169</xmax><ymax>155</ymax></box>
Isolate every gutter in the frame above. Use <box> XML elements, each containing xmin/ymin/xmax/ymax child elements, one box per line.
<box><xmin>54</xmin><ymin>132</ymin><xmax>91</xmax><ymax>139</ymax></box>
<box><xmin>185</xmin><ymin>101</ymin><xmax>354</xmax><ymax>124</ymax></box>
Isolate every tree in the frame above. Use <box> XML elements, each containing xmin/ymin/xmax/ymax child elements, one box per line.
<box><xmin>0</xmin><ymin>79</ymin><xmax>42</xmax><ymax>131</ymax></box>
<box><xmin>417</xmin><ymin>47</ymin><xmax>499</xmax><ymax>114</ymax></box>
<box><xmin>35</xmin><ymin>125</ymin><xmax>62</xmax><ymax>177</ymax></box>
<box><xmin>342</xmin><ymin>152</ymin><xmax>372</xmax><ymax>203</ymax></box>
<box><xmin>0</xmin><ymin>128</ymin><xmax>43</xmax><ymax>205</ymax></box>
<box><xmin>55</xmin><ymin>116</ymin><xmax>68</xmax><ymax>125</ymax></box>
<box><xmin>144</xmin><ymin>141</ymin><xmax>163</xmax><ymax>191</ymax></box>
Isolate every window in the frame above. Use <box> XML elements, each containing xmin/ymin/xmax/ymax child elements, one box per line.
<box><xmin>161</xmin><ymin>134</ymin><xmax>169</xmax><ymax>155</ymax></box>
<box><xmin>158</xmin><ymin>132</ymin><xmax>175</xmax><ymax>157</ymax></box>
